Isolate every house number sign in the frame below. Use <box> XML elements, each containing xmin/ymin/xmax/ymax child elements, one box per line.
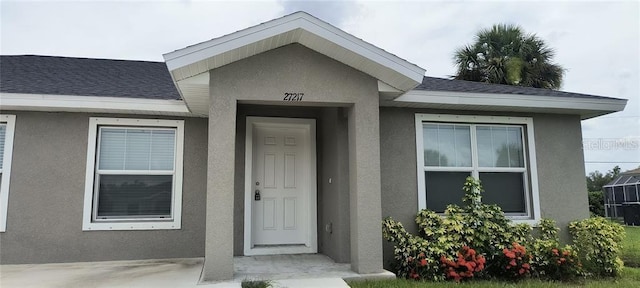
<box><xmin>283</xmin><ymin>92</ymin><xmax>304</xmax><ymax>101</ymax></box>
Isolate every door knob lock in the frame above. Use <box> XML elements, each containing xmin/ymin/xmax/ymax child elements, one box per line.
<box><xmin>254</xmin><ymin>189</ymin><xmax>261</xmax><ymax>201</ymax></box>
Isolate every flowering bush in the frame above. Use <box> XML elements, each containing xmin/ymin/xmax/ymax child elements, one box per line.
<box><xmin>538</xmin><ymin>246</ymin><xmax>583</xmax><ymax>280</ymax></box>
<box><xmin>440</xmin><ymin>246</ymin><xmax>486</xmax><ymax>282</ymax></box>
<box><xmin>530</xmin><ymin>219</ymin><xmax>584</xmax><ymax>281</ymax></box>
<box><xmin>492</xmin><ymin>242</ymin><xmax>532</xmax><ymax>280</ymax></box>
<box><xmin>405</xmin><ymin>252</ymin><xmax>442</xmax><ymax>281</ymax></box>
<box><xmin>383</xmin><ymin>177</ymin><xmax>530</xmax><ymax>282</ymax></box>
<box><xmin>382</xmin><ymin>218</ymin><xmax>444</xmax><ymax>281</ymax></box>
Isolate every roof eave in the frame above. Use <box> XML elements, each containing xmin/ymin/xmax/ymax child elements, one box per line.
<box><xmin>387</xmin><ymin>90</ymin><xmax>627</xmax><ymax>120</ymax></box>
<box><xmin>0</xmin><ymin>92</ymin><xmax>196</xmax><ymax>117</ymax></box>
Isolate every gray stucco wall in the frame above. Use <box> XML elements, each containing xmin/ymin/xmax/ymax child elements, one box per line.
<box><xmin>208</xmin><ymin>43</ymin><xmax>380</xmax><ymax>275</ymax></box>
<box><xmin>379</xmin><ymin>107</ymin><xmax>589</xmax><ymax>268</ymax></box>
<box><xmin>0</xmin><ymin>111</ymin><xmax>208</xmax><ymax>264</ymax></box>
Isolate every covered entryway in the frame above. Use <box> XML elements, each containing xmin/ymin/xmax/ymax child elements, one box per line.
<box><xmin>162</xmin><ymin>12</ymin><xmax>425</xmax><ymax>281</ymax></box>
<box><xmin>244</xmin><ymin>117</ymin><xmax>317</xmax><ymax>255</ymax></box>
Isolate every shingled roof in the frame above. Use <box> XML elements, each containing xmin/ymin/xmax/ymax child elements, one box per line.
<box><xmin>0</xmin><ymin>55</ymin><xmax>619</xmax><ymax>101</ymax></box>
<box><xmin>0</xmin><ymin>55</ymin><xmax>180</xmax><ymax>100</ymax></box>
<box><xmin>417</xmin><ymin>76</ymin><xmax>614</xmax><ymax>100</ymax></box>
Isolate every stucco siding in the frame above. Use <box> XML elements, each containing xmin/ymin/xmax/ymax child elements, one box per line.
<box><xmin>209</xmin><ymin>43</ymin><xmax>379</xmax><ymax>274</ymax></box>
<box><xmin>379</xmin><ymin>107</ymin><xmax>589</xmax><ymax>267</ymax></box>
<box><xmin>0</xmin><ymin>111</ymin><xmax>207</xmax><ymax>264</ymax></box>
<box><xmin>533</xmin><ymin>114</ymin><xmax>590</xmax><ymax>239</ymax></box>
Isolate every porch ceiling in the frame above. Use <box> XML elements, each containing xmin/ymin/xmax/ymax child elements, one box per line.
<box><xmin>163</xmin><ymin>12</ymin><xmax>425</xmax><ymax>116</ymax></box>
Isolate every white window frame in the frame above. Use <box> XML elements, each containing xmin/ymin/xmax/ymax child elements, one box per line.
<box><xmin>82</xmin><ymin>117</ymin><xmax>184</xmax><ymax>231</ymax></box>
<box><xmin>415</xmin><ymin>114</ymin><xmax>541</xmax><ymax>225</ymax></box>
<box><xmin>0</xmin><ymin>115</ymin><xmax>16</xmax><ymax>232</ymax></box>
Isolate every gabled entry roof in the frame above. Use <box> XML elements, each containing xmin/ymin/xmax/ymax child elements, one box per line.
<box><xmin>163</xmin><ymin>11</ymin><xmax>426</xmax><ymax>116</ymax></box>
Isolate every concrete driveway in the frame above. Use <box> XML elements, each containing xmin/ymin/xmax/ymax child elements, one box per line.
<box><xmin>1</xmin><ymin>255</ymin><xmax>392</xmax><ymax>287</ymax></box>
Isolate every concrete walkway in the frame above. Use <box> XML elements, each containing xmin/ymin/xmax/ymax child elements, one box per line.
<box><xmin>1</xmin><ymin>254</ymin><xmax>394</xmax><ymax>288</ymax></box>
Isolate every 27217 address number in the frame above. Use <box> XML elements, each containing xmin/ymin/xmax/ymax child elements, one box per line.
<box><xmin>283</xmin><ymin>92</ymin><xmax>304</xmax><ymax>101</ymax></box>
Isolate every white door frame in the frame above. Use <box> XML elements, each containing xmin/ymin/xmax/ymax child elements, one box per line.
<box><xmin>243</xmin><ymin>116</ymin><xmax>317</xmax><ymax>256</ymax></box>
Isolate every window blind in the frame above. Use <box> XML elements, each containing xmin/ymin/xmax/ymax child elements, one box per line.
<box><xmin>98</xmin><ymin>128</ymin><xmax>175</xmax><ymax>171</ymax></box>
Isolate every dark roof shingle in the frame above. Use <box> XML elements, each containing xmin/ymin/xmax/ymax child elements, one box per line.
<box><xmin>417</xmin><ymin>76</ymin><xmax>617</xmax><ymax>100</ymax></box>
<box><xmin>0</xmin><ymin>55</ymin><xmax>620</xmax><ymax>102</ymax></box>
<box><xmin>0</xmin><ymin>55</ymin><xmax>180</xmax><ymax>100</ymax></box>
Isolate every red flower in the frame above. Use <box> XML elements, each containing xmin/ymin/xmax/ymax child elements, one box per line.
<box><xmin>467</xmin><ymin>249</ymin><xmax>476</xmax><ymax>256</ymax></box>
<box><xmin>419</xmin><ymin>258</ymin><xmax>427</xmax><ymax>267</ymax></box>
<box><xmin>522</xmin><ymin>263</ymin><xmax>530</xmax><ymax>269</ymax></box>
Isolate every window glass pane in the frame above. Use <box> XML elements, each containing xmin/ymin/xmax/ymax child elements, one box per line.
<box><xmin>150</xmin><ymin>130</ymin><xmax>175</xmax><ymax>170</ymax></box>
<box><xmin>507</xmin><ymin>127</ymin><xmax>524</xmax><ymax>167</ymax></box>
<box><xmin>423</xmin><ymin>124</ymin><xmax>439</xmax><ymax>166</ymax></box>
<box><xmin>423</xmin><ymin>124</ymin><xmax>471</xmax><ymax>167</ymax></box>
<box><xmin>125</xmin><ymin>129</ymin><xmax>152</xmax><ymax>170</ymax></box>
<box><xmin>476</xmin><ymin>126</ymin><xmax>493</xmax><ymax>167</ymax></box>
<box><xmin>480</xmin><ymin>172</ymin><xmax>526</xmax><ymax>214</ymax></box>
<box><xmin>425</xmin><ymin>171</ymin><xmax>469</xmax><ymax>212</ymax></box>
<box><xmin>99</xmin><ymin>128</ymin><xmax>126</xmax><ymax>170</ymax></box>
<box><xmin>0</xmin><ymin>124</ymin><xmax>6</xmax><ymax>170</ymax></box>
<box><xmin>98</xmin><ymin>128</ymin><xmax>175</xmax><ymax>171</ymax></box>
<box><xmin>477</xmin><ymin>126</ymin><xmax>524</xmax><ymax>168</ymax></box>
<box><xmin>96</xmin><ymin>175</ymin><xmax>172</xmax><ymax>218</ymax></box>
<box><xmin>454</xmin><ymin>126</ymin><xmax>472</xmax><ymax>167</ymax></box>
<box><xmin>438</xmin><ymin>125</ymin><xmax>456</xmax><ymax>167</ymax></box>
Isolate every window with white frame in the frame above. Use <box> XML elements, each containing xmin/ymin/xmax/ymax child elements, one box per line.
<box><xmin>0</xmin><ymin>115</ymin><xmax>16</xmax><ymax>232</ymax></box>
<box><xmin>415</xmin><ymin>114</ymin><xmax>540</xmax><ymax>223</ymax></box>
<box><xmin>83</xmin><ymin>118</ymin><xmax>184</xmax><ymax>230</ymax></box>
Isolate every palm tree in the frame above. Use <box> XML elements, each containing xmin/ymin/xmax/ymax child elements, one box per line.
<box><xmin>453</xmin><ymin>24</ymin><xmax>564</xmax><ymax>89</ymax></box>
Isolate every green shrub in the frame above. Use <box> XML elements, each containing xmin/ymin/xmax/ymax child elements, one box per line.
<box><xmin>530</xmin><ymin>219</ymin><xmax>584</xmax><ymax>281</ymax></box>
<box><xmin>382</xmin><ymin>176</ymin><xmax>531</xmax><ymax>281</ymax></box>
<box><xmin>241</xmin><ymin>280</ymin><xmax>271</xmax><ymax>288</ymax></box>
<box><xmin>588</xmin><ymin>191</ymin><xmax>605</xmax><ymax>217</ymax></box>
<box><xmin>382</xmin><ymin>217</ymin><xmax>444</xmax><ymax>281</ymax></box>
<box><xmin>569</xmin><ymin>217</ymin><xmax>625</xmax><ymax>277</ymax></box>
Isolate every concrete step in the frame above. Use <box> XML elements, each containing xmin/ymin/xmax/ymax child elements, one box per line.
<box><xmin>273</xmin><ymin>278</ymin><xmax>350</xmax><ymax>288</ymax></box>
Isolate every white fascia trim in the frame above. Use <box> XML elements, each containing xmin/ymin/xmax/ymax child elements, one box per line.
<box><xmin>82</xmin><ymin>117</ymin><xmax>184</xmax><ymax>231</ymax></box>
<box><xmin>163</xmin><ymin>12</ymin><xmax>425</xmax><ymax>83</ymax></box>
<box><xmin>0</xmin><ymin>115</ymin><xmax>16</xmax><ymax>232</ymax></box>
<box><xmin>415</xmin><ymin>113</ymin><xmax>541</xmax><ymax>223</ymax></box>
<box><xmin>399</xmin><ymin>90</ymin><xmax>627</xmax><ymax>113</ymax></box>
<box><xmin>1</xmin><ymin>93</ymin><xmax>190</xmax><ymax>115</ymax></box>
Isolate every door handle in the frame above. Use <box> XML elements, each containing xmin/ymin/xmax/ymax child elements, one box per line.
<box><xmin>254</xmin><ymin>189</ymin><xmax>261</xmax><ymax>201</ymax></box>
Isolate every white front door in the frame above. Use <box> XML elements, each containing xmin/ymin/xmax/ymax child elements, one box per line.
<box><xmin>244</xmin><ymin>117</ymin><xmax>317</xmax><ymax>255</ymax></box>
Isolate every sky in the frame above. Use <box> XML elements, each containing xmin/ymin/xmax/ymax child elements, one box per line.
<box><xmin>1</xmin><ymin>0</ymin><xmax>638</xmax><ymax>175</ymax></box>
